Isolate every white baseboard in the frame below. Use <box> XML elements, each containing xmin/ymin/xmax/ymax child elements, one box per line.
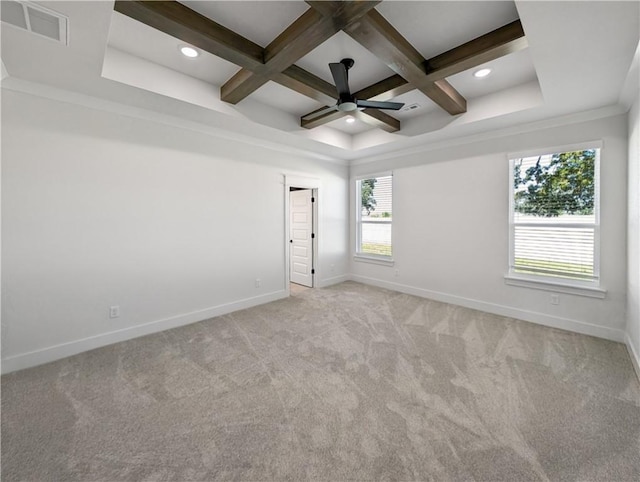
<box><xmin>350</xmin><ymin>275</ymin><xmax>626</xmax><ymax>343</ymax></box>
<box><xmin>626</xmin><ymin>333</ymin><xmax>640</xmax><ymax>382</ymax></box>
<box><xmin>317</xmin><ymin>274</ymin><xmax>350</xmax><ymax>288</ymax></box>
<box><xmin>4</xmin><ymin>276</ymin><xmax>632</xmax><ymax>376</ymax></box>
<box><xmin>1</xmin><ymin>290</ymin><xmax>287</xmax><ymax>374</ymax></box>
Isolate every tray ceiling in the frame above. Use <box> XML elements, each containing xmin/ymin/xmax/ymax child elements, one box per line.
<box><xmin>104</xmin><ymin>0</ymin><xmax>537</xmax><ymax>141</ymax></box>
<box><xmin>1</xmin><ymin>1</ymin><xmax>638</xmax><ymax>160</ymax></box>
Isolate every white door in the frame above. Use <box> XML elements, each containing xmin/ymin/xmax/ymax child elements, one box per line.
<box><xmin>290</xmin><ymin>189</ymin><xmax>313</xmax><ymax>287</ymax></box>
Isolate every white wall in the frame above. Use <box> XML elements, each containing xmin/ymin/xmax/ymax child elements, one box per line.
<box><xmin>628</xmin><ymin>97</ymin><xmax>640</xmax><ymax>373</ymax></box>
<box><xmin>1</xmin><ymin>88</ymin><xmax>634</xmax><ymax>374</ymax></box>
<box><xmin>351</xmin><ymin>113</ymin><xmax>629</xmax><ymax>341</ymax></box>
<box><xmin>1</xmin><ymin>90</ymin><xmax>349</xmax><ymax>372</ymax></box>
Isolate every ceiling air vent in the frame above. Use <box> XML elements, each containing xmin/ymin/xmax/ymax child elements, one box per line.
<box><xmin>402</xmin><ymin>103</ymin><xmax>421</xmax><ymax>112</ymax></box>
<box><xmin>1</xmin><ymin>1</ymin><xmax>68</xmax><ymax>45</ymax></box>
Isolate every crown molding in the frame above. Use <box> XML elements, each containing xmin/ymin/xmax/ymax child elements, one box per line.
<box><xmin>1</xmin><ymin>77</ymin><xmax>350</xmax><ymax>167</ymax></box>
<box><xmin>349</xmin><ymin>103</ymin><xmax>628</xmax><ymax>167</ymax></box>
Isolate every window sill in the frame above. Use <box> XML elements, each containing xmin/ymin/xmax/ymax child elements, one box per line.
<box><xmin>504</xmin><ymin>274</ymin><xmax>606</xmax><ymax>299</ymax></box>
<box><xmin>354</xmin><ymin>255</ymin><xmax>395</xmax><ymax>267</ymax></box>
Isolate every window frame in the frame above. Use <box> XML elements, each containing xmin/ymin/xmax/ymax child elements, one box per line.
<box><xmin>355</xmin><ymin>172</ymin><xmax>394</xmax><ymax>265</ymax></box>
<box><xmin>505</xmin><ymin>142</ymin><xmax>605</xmax><ymax>297</ymax></box>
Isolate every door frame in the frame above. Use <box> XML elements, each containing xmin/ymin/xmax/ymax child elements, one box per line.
<box><xmin>284</xmin><ymin>175</ymin><xmax>320</xmax><ymax>296</ymax></box>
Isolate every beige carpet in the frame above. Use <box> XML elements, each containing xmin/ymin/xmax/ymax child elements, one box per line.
<box><xmin>2</xmin><ymin>281</ymin><xmax>640</xmax><ymax>481</ymax></box>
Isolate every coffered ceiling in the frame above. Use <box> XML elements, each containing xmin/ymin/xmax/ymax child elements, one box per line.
<box><xmin>1</xmin><ymin>1</ymin><xmax>638</xmax><ymax>161</ymax></box>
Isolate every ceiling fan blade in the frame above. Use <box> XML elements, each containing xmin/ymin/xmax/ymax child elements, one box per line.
<box><xmin>329</xmin><ymin>62</ymin><xmax>351</xmax><ymax>98</ymax></box>
<box><xmin>301</xmin><ymin>104</ymin><xmax>339</xmax><ymax>121</ymax></box>
<box><xmin>356</xmin><ymin>100</ymin><xmax>405</xmax><ymax>110</ymax></box>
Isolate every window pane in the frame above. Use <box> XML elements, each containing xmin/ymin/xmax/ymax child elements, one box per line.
<box><xmin>361</xmin><ymin>176</ymin><xmax>392</xmax><ymax>219</ymax></box>
<box><xmin>513</xmin><ymin>150</ymin><xmax>596</xmax><ymax>219</ymax></box>
<box><xmin>361</xmin><ymin>222</ymin><xmax>391</xmax><ymax>256</ymax></box>
<box><xmin>514</xmin><ymin>225</ymin><xmax>594</xmax><ymax>280</ymax></box>
<box><xmin>358</xmin><ymin>175</ymin><xmax>392</xmax><ymax>257</ymax></box>
<box><xmin>511</xmin><ymin>149</ymin><xmax>598</xmax><ymax>282</ymax></box>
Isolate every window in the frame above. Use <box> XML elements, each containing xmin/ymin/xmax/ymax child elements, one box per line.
<box><xmin>356</xmin><ymin>174</ymin><xmax>392</xmax><ymax>259</ymax></box>
<box><xmin>508</xmin><ymin>145</ymin><xmax>600</xmax><ymax>288</ymax></box>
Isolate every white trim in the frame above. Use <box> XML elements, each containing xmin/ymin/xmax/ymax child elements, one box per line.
<box><xmin>284</xmin><ymin>175</ymin><xmax>321</xmax><ymax>294</ymax></box>
<box><xmin>353</xmin><ymin>170</ymin><xmax>393</xmax><ymax>181</ymax></box>
<box><xmin>626</xmin><ymin>332</ymin><xmax>640</xmax><ymax>383</ymax></box>
<box><xmin>504</xmin><ymin>274</ymin><xmax>606</xmax><ymax>299</ymax></box>
<box><xmin>317</xmin><ymin>274</ymin><xmax>350</xmax><ymax>288</ymax></box>
<box><xmin>1</xmin><ymin>78</ymin><xmax>347</xmax><ymax>166</ymax></box>
<box><xmin>350</xmin><ymin>105</ymin><xmax>625</xmax><ymax>166</ymax></box>
<box><xmin>350</xmin><ymin>274</ymin><xmax>625</xmax><ymax>342</ymax></box>
<box><xmin>355</xmin><ymin>174</ymin><xmax>393</xmax><ymax>260</ymax></box>
<box><xmin>1</xmin><ymin>290</ymin><xmax>287</xmax><ymax>374</ymax></box>
<box><xmin>2</xmin><ymin>74</ymin><xmax>627</xmax><ymax>167</ymax></box>
<box><xmin>508</xmin><ymin>147</ymin><xmax>601</xmax><ymax>289</ymax></box>
<box><xmin>284</xmin><ymin>175</ymin><xmax>322</xmax><ymax>190</ymax></box>
<box><xmin>508</xmin><ymin>140</ymin><xmax>603</xmax><ymax>160</ymax></box>
<box><xmin>353</xmin><ymin>255</ymin><xmax>395</xmax><ymax>266</ymax></box>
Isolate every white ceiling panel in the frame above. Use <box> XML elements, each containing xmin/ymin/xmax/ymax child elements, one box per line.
<box><xmin>181</xmin><ymin>1</ymin><xmax>309</xmax><ymax>47</ymax></box>
<box><xmin>376</xmin><ymin>1</ymin><xmax>519</xmax><ymax>59</ymax></box>
<box><xmin>108</xmin><ymin>11</ymin><xmax>239</xmax><ymax>86</ymax></box>
<box><xmin>251</xmin><ymin>80</ymin><xmax>322</xmax><ymax>116</ymax></box>
<box><xmin>296</xmin><ymin>31</ymin><xmax>397</xmax><ymax>93</ymax></box>
<box><xmin>447</xmin><ymin>48</ymin><xmax>537</xmax><ymax>100</ymax></box>
<box><xmin>325</xmin><ymin>115</ymin><xmax>375</xmax><ymax>135</ymax></box>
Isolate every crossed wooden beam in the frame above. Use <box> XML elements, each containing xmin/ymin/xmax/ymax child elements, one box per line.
<box><xmin>114</xmin><ymin>1</ymin><xmax>527</xmax><ymax>133</ymax></box>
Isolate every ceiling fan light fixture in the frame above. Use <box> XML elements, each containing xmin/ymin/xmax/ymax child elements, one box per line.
<box><xmin>179</xmin><ymin>45</ymin><xmax>199</xmax><ymax>58</ymax></box>
<box><xmin>337</xmin><ymin>101</ymin><xmax>357</xmax><ymax>112</ymax></box>
<box><xmin>474</xmin><ymin>68</ymin><xmax>492</xmax><ymax>78</ymax></box>
<box><xmin>346</xmin><ymin>117</ymin><xmax>355</xmax><ymax>124</ymax></box>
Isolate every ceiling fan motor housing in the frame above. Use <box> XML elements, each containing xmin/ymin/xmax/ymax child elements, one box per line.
<box><xmin>338</xmin><ymin>100</ymin><xmax>358</xmax><ymax>112</ymax></box>
<box><xmin>341</xmin><ymin>58</ymin><xmax>355</xmax><ymax>70</ymax></box>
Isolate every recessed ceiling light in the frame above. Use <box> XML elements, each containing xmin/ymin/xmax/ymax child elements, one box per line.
<box><xmin>474</xmin><ymin>68</ymin><xmax>492</xmax><ymax>78</ymax></box>
<box><xmin>346</xmin><ymin>117</ymin><xmax>355</xmax><ymax>124</ymax></box>
<box><xmin>179</xmin><ymin>45</ymin><xmax>199</xmax><ymax>58</ymax></box>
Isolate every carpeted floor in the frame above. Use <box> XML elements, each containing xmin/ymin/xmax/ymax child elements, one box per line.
<box><xmin>2</xmin><ymin>281</ymin><xmax>640</xmax><ymax>481</ymax></box>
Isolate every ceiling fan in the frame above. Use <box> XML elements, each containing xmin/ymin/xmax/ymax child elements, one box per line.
<box><xmin>303</xmin><ymin>58</ymin><xmax>404</xmax><ymax>121</ymax></box>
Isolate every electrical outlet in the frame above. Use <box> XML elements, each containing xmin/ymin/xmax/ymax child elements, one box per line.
<box><xmin>109</xmin><ymin>305</ymin><xmax>120</xmax><ymax>318</ymax></box>
<box><xmin>550</xmin><ymin>294</ymin><xmax>560</xmax><ymax>305</ymax></box>
<box><xmin>394</xmin><ymin>269</ymin><xmax>399</xmax><ymax>277</ymax></box>
<box><xmin>255</xmin><ymin>278</ymin><xmax>261</xmax><ymax>288</ymax></box>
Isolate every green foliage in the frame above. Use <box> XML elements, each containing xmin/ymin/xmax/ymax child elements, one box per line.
<box><xmin>514</xmin><ymin>150</ymin><xmax>595</xmax><ymax>217</ymax></box>
<box><xmin>361</xmin><ymin>243</ymin><xmax>392</xmax><ymax>257</ymax></box>
<box><xmin>361</xmin><ymin>178</ymin><xmax>377</xmax><ymax>215</ymax></box>
<box><xmin>381</xmin><ymin>212</ymin><xmax>391</xmax><ymax>218</ymax></box>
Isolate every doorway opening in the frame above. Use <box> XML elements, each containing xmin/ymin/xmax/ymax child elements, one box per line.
<box><xmin>287</xmin><ymin>185</ymin><xmax>318</xmax><ymax>294</ymax></box>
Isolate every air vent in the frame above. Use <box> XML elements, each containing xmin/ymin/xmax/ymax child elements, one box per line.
<box><xmin>402</xmin><ymin>103</ymin><xmax>421</xmax><ymax>112</ymax></box>
<box><xmin>1</xmin><ymin>1</ymin><xmax>68</xmax><ymax>45</ymax></box>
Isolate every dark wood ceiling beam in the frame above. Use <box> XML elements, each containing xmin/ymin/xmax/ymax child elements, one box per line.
<box><xmin>355</xmin><ymin>109</ymin><xmax>400</xmax><ymax>133</ymax></box>
<box><xmin>273</xmin><ymin>65</ymin><xmax>337</xmax><ymax>105</ymax></box>
<box><xmin>354</xmin><ymin>21</ymin><xmax>526</xmax><ymax>128</ymax></box>
<box><xmin>342</xmin><ymin>9</ymin><xmax>467</xmax><ymax>115</ymax></box>
<box><xmin>301</xmin><ymin>108</ymin><xmax>346</xmax><ymax>129</ymax></box>
<box><xmin>117</xmin><ymin>1</ymin><xmax>527</xmax><ymax>135</ymax></box>
<box><xmin>300</xmin><ymin>107</ymin><xmax>400</xmax><ymax>133</ymax></box>
<box><xmin>424</xmin><ymin>20</ymin><xmax>527</xmax><ymax>82</ymax></box>
<box><xmin>113</xmin><ymin>1</ymin><xmax>264</xmax><ymax>70</ymax></box>
<box><xmin>297</xmin><ymin>19</ymin><xmax>528</xmax><ymax>127</ymax></box>
<box><xmin>221</xmin><ymin>2</ymin><xmax>380</xmax><ymax>104</ymax></box>
<box><xmin>353</xmin><ymin>74</ymin><xmax>411</xmax><ymax>102</ymax></box>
